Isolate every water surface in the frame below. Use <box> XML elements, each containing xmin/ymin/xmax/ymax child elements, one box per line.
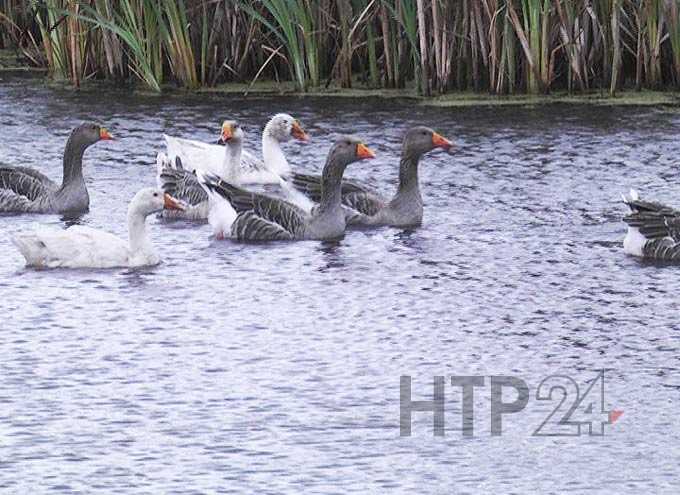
<box><xmin>1</xmin><ymin>74</ymin><xmax>679</xmax><ymax>493</ymax></box>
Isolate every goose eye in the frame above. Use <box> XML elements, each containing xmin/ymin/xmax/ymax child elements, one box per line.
<box><xmin>153</xmin><ymin>193</ymin><xmax>159</xmax><ymax>197</ymax></box>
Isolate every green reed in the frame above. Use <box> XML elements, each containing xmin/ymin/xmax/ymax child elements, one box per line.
<box><xmin>3</xmin><ymin>0</ymin><xmax>680</xmax><ymax>95</ymax></box>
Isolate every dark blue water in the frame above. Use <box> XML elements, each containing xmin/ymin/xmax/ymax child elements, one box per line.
<box><xmin>1</xmin><ymin>73</ymin><xmax>679</xmax><ymax>493</ymax></box>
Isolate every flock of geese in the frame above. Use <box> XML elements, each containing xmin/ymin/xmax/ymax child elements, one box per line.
<box><xmin>3</xmin><ymin>115</ymin><xmax>452</xmax><ymax>269</ymax></box>
<box><xmin>2</xmin><ymin>113</ymin><xmax>679</xmax><ymax>269</ymax></box>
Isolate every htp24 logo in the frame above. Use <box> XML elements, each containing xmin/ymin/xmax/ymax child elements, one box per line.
<box><xmin>400</xmin><ymin>370</ymin><xmax>623</xmax><ymax>437</ymax></box>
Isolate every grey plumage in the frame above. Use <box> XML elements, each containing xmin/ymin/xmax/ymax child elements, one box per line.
<box><xmin>0</xmin><ymin>123</ymin><xmax>111</xmax><ymax>214</ymax></box>
<box><xmin>289</xmin><ymin>172</ymin><xmax>383</xmax><ymax>223</ymax></box>
<box><xmin>623</xmin><ymin>197</ymin><xmax>679</xmax><ymax>239</ymax></box>
<box><xmin>200</xmin><ymin>136</ymin><xmax>374</xmax><ymax>241</ymax></box>
<box><xmin>342</xmin><ymin>190</ymin><xmax>385</xmax><ymax>217</ymax></box>
<box><xmin>0</xmin><ymin>166</ymin><xmax>57</xmax><ymax>212</ymax></box>
<box><xmin>289</xmin><ymin>126</ymin><xmax>452</xmax><ymax>228</ymax></box>
<box><xmin>290</xmin><ymin>171</ymin><xmax>371</xmax><ymax>203</ymax></box>
<box><xmin>232</xmin><ymin>211</ymin><xmax>296</xmax><ymax>241</ymax></box>
<box><xmin>202</xmin><ymin>177</ymin><xmax>306</xmax><ymax>241</ymax></box>
<box><xmin>158</xmin><ymin>157</ymin><xmax>209</xmax><ymax>220</ymax></box>
<box><xmin>623</xmin><ymin>191</ymin><xmax>680</xmax><ymax>261</ymax></box>
<box><xmin>161</xmin><ymin>168</ymin><xmax>206</xmax><ymax>206</ymax></box>
<box><xmin>639</xmin><ymin>238</ymin><xmax>680</xmax><ymax>261</ymax></box>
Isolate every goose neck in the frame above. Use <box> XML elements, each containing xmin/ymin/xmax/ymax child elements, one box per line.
<box><xmin>262</xmin><ymin>132</ymin><xmax>290</xmax><ymax>176</ymax></box>
<box><xmin>317</xmin><ymin>157</ymin><xmax>347</xmax><ymax>214</ymax></box>
<box><xmin>127</xmin><ymin>209</ymin><xmax>154</xmax><ymax>258</ymax></box>
<box><xmin>61</xmin><ymin>135</ymin><xmax>88</xmax><ymax>187</ymax></box>
<box><xmin>395</xmin><ymin>151</ymin><xmax>422</xmax><ymax>199</ymax></box>
<box><xmin>223</xmin><ymin>140</ymin><xmax>243</xmax><ymax>180</ymax></box>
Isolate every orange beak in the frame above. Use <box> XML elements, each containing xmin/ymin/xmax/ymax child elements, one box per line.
<box><xmin>432</xmin><ymin>131</ymin><xmax>453</xmax><ymax>151</ymax></box>
<box><xmin>220</xmin><ymin>123</ymin><xmax>233</xmax><ymax>143</ymax></box>
<box><xmin>356</xmin><ymin>143</ymin><xmax>376</xmax><ymax>160</ymax></box>
<box><xmin>99</xmin><ymin>128</ymin><xmax>114</xmax><ymax>140</ymax></box>
<box><xmin>291</xmin><ymin>120</ymin><xmax>309</xmax><ymax>142</ymax></box>
<box><xmin>164</xmin><ymin>193</ymin><xmax>185</xmax><ymax>211</ymax></box>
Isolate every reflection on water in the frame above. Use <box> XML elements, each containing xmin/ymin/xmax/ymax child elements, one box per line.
<box><xmin>1</xmin><ymin>73</ymin><xmax>680</xmax><ymax>493</ymax></box>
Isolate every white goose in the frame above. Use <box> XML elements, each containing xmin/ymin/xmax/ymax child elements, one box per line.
<box><xmin>158</xmin><ymin>121</ymin><xmax>244</xmax><ymax>221</ymax></box>
<box><xmin>157</xmin><ymin>114</ymin><xmax>313</xmax><ymax>222</ymax></box>
<box><xmin>12</xmin><ymin>188</ymin><xmax>184</xmax><ymax>269</ymax></box>
<box><xmin>158</xmin><ymin>113</ymin><xmax>309</xmax><ymax>185</ymax></box>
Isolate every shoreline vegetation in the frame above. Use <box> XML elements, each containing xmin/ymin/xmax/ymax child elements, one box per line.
<box><xmin>2</xmin><ymin>1</ymin><xmax>680</xmax><ymax>107</ymax></box>
<box><xmin>3</xmin><ymin>47</ymin><xmax>680</xmax><ymax>106</ymax></box>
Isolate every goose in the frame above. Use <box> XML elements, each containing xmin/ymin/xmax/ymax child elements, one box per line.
<box><xmin>12</xmin><ymin>188</ymin><xmax>184</xmax><ymax>269</ymax></box>
<box><xmin>622</xmin><ymin>189</ymin><xmax>680</xmax><ymax>260</ymax></box>
<box><xmin>290</xmin><ymin>126</ymin><xmax>453</xmax><ymax>228</ymax></box>
<box><xmin>158</xmin><ymin>113</ymin><xmax>309</xmax><ymax>185</ymax></box>
<box><xmin>198</xmin><ymin>137</ymin><xmax>376</xmax><ymax>241</ymax></box>
<box><xmin>158</xmin><ymin>120</ymin><xmax>244</xmax><ymax>221</ymax></box>
<box><xmin>0</xmin><ymin>123</ymin><xmax>113</xmax><ymax>214</ymax></box>
<box><xmin>157</xmin><ymin>115</ymin><xmax>310</xmax><ymax>221</ymax></box>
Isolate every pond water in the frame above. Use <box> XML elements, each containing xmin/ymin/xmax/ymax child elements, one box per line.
<box><xmin>1</xmin><ymin>73</ymin><xmax>679</xmax><ymax>493</ymax></box>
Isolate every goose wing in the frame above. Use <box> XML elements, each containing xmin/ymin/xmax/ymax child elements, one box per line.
<box><xmin>231</xmin><ymin>211</ymin><xmax>296</xmax><ymax>241</ymax></box>
<box><xmin>628</xmin><ymin>210</ymin><xmax>680</xmax><ymax>261</ymax></box>
<box><xmin>163</xmin><ymin>134</ymin><xmax>225</xmax><ymax>175</ymax></box>
<box><xmin>290</xmin><ymin>171</ymin><xmax>367</xmax><ymax>201</ymax></box>
<box><xmin>290</xmin><ymin>171</ymin><xmax>384</xmax><ymax>216</ymax></box>
<box><xmin>158</xmin><ymin>157</ymin><xmax>207</xmax><ymax>206</ymax></box>
<box><xmin>623</xmin><ymin>190</ymin><xmax>680</xmax><ymax>241</ymax></box>
<box><xmin>621</xmin><ymin>189</ymin><xmax>680</xmax><ymax>261</ymax></box>
<box><xmin>0</xmin><ymin>166</ymin><xmax>57</xmax><ymax>212</ymax></box>
<box><xmin>201</xmin><ymin>176</ymin><xmax>306</xmax><ymax>240</ymax></box>
<box><xmin>342</xmin><ymin>191</ymin><xmax>385</xmax><ymax>218</ymax></box>
<box><xmin>634</xmin><ymin>237</ymin><xmax>680</xmax><ymax>261</ymax></box>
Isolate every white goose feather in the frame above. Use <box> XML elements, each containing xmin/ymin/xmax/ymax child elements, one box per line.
<box><xmin>12</xmin><ymin>188</ymin><xmax>184</xmax><ymax>269</ymax></box>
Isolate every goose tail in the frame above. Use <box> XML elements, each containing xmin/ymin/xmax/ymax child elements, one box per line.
<box><xmin>621</xmin><ymin>188</ymin><xmax>640</xmax><ymax>209</ymax></box>
<box><xmin>156</xmin><ymin>151</ymin><xmax>171</xmax><ymax>188</ymax></box>
<box><xmin>163</xmin><ymin>133</ymin><xmax>178</xmax><ymax>158</ymax></box>
<box><xmin>11</xmin><ymin>233</ymin><xmax>47</xmax><ymax>267</ymax></box>
<box><xmin>622</xmin><ymin>189</ymin><xmax>649</xmax><ymax>257</ymax></box>
<box><xmin>158</xmin><ymin>156</ymin><xmax>186</xmax><ymax>194</ymax></box>
<box><xmin>196</xmin><ymin>170</ymin><xmax>237</xmax><ymax>238</ymax></box>
<box><xmin>622</xmin><ymin>189</ymin><xmax>677</xmax><ymax>240</ymax></box>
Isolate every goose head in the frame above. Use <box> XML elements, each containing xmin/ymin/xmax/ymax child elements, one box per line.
<box><xmin>264</xmin><ymin>113</ymin><xmax>309</xmax><ymax>143</ymax></box>
<box><xmin>129</xmin><ymin>188</ymin><xmax>185</xmax><ymax>217</ymax></box>
<box><xmin>404</xmin><ymin>126</ymin><xmax>453</xmax><ymax>156</ymax></box>
<box><xmin>329</xmin><ymin>136</ymin><xmax>376</xmax><ymax>167</ymax></box>
<box><xmin>70</xmin><ymin>122</ymin><xmax>114</xmax><ymax>148</ymax></box>
<box><xmin>216</xmin><ymin>120</ymin><xmax>244</xmax><ymax>146</ymax></box>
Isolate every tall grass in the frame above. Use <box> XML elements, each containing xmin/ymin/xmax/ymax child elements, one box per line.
<box><xmin>4</xmin><ymin>0</ymin><xmax>680</xmax><ymax>95</ymax></box>
<box><xmin>240</xmin><ymin>0</ymin><xmax>319</xmax><ymax>90</ymax></box>
<box><xmin>74</xmin><ymin>0</ymin><xmax>165</xmax><ymax>90</ymax></box>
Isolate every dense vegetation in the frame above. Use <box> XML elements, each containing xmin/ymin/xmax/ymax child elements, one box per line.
<box><xmin>2</xmin><ymin>1</ymin><xmax>680</xmax><ymax>95</ymax></box>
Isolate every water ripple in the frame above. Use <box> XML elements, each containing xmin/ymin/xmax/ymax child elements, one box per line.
<box><xmin>0</xmin><ymin>73</ymin><xmax>678</xmax><ymax>493</ymax></box>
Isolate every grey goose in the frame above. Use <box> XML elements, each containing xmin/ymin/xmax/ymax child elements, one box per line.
<box><xmin>0</xmin><ymin>123</ymin><xmax>113</xmax><ymax>215</ymax></box>
<box><xmin>199</xmin><ymin>137</ymin><xmax>376</xmax><ymax>241</ymax></box>
<box><xmin>289</xmin><ymin>126</ymin><xmax>453</xmax><ymax>228</ymax></box>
